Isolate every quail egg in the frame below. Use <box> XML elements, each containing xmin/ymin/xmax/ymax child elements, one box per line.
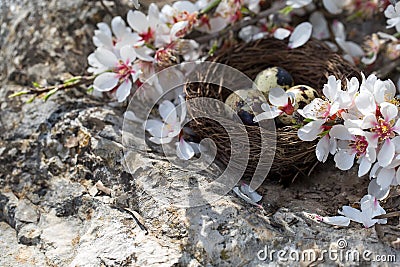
<box><xmin>253</xmin><ymin>67</ymin><xmax>294</xmax><ymax>97</ymax></box>
<box><xmin>225</xmin><ymin>89</ymin><xmax>267</xmax><ymax>126</ymax></box>
<box><xmin>277</xmin><ymin>85</ymin><xmax>319</xmax><ymax>125</ymax></box>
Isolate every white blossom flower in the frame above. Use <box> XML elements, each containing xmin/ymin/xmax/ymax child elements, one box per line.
<box><xmin>90</xmin><ymin>46</ymin><xmax>141</xmax><ymax>102</ymax></box>
<box><xmin>330</xmin><ymin>125</ymin><xmax>376</xmax><ymax>176</ymax></box>
<box><xmin>338</xmin><ymin>195</ymin><xmax>387</xmax><ymax>228</ymax></box>
<box><xmin>144</xmin><ymin>96</ymin><xmax>197</xmax><ymax>160</ymax></box>
<box><xmin>127</xmin><ymin>4</ymin><xmax>170</xmax><ymax>46</ymax></box>
<box><xmin>385</xmin><ymin>2</ymin><xmax>400</xmax><ymax>33</ymax></box>
<box><xmin>253</xmin><ymin>87</ymin><xmax>295</xmax><ymax>122</ymax></box>
<box><xmin>93</xmin><ymin>17</ymin><xmax>141</xmax><ymax>50</ymax></box>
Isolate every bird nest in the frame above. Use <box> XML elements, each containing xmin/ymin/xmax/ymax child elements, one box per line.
<box><xmin>184</xmin><ymin>38</ymin><xmax>361</xmax><ymax>183</ymax></box>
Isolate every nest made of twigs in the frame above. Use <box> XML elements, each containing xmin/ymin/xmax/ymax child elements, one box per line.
<box><xmin>185</xmin><ymin>38</ymin><xmax>361</xmax><ymax>183</ymax></box>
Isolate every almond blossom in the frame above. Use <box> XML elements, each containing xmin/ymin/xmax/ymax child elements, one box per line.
<box><xmin>338</xmin><ymin>195</ymin><xmax>387</xmax><ymax>228</ymax></box>
<box><xmin>253</xmin><ymin>87</ymin><xmax>295</xmax><ymax>122</ymax></box>
<box><xmin>305</xmin><ymin>194</ymin><xmax>387</xmax><ymax>228</ymax></box>
<box><xmin>93</xmin><ymin>16</ymin><xmax>141</xmax><ymax>50</ymax></box>
<box><xmin>385</xmin><ymin>1</ymin><xmax>400</xmax><ymax>33</ymax></box>
<box><xmin>89</xmin><ymin>46</ymin><xmax>141</xmax><ymax>102</ymax></box>
<box><xmin>330</xmin><ymin>125</ymin><xmax>376</xmax><ymax>176</ymax></box>
<box><xmin>144</xmin><ymin>96</ymin><xmax>198</xmax><ymax>160</ymax></box>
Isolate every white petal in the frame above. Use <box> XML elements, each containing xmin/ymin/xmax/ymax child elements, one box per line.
<box><xmin>380</xmin><ymin>102</ymin><xmax>398</xmax><ymax>121</ymax></box>
<box><xmin>273</xmin><ymin>28</ymin><xmax>291</xmax><ymax>40</ymax></box>
<box><xmin>332</xmin><ymin>20</ymin><xmax>345</xmax><ymax>40</ymax></box>
<box><xmin>355</xmin><ymin>91</ymin><xmax>376</xmax><ymax>115</ymax></box>
<box><xmin>310</xmin><ymin>11</ymin><xmax>330</xmax><ymax>40</ymax></box>
<box><xmin>316</xmin><ymin>135</ymin><xmax>330</xmax><ymax>162</ymax></box>
<box><xmin>297</xmin><ymin>119</ymin><xmax>325</xmax><ymax>141</ymax></box>
<box><xmin>358</xmin><ymin>156</ymin><xmax>372</xmax><ymax>177</ymax></box>
<box><xmin>116</xmin><ymin>79</ymin><xmax>132</xmax><ymax>102</ymax></box>
<box><xmin>269</xmin><ymin>87</ymin><xmax>289</xmax><ymax>107</ymax></box>
<box><xmin>322</xmin><ymin>216</ymin><xmax>350</xmax><ymax>226</ymax></box>
<box><xmin>323</xmin><ymin>0</ymin><xmax>343</xmax><ymax>14</ymax></box>
<box><xmin>253</xmin><ymin>107</ymin><xmax>281</xmax><ymax>121</ymax></box>
<box><xmin>329</xmin><ymin>125</ymin><xmax>353</xmax><ymax>140</ymax></box>
<box><xmin>377</xmin><ymin>167</ymin><xmax>395</xmax><ymax>189</ymax></box>
<box><xmin>240</xmin><ymin>183</ymin><xmax>262</xmax><ymax>203</ymax></box>
<box><xmin>288</xmin><ymin>22</ymin><xmax>312</xmax><ymax>49</ymax></box>
<box><xmin>176</xmin><ymin>138</ymin><xmax>195</xmax><ymax>160</ymax></box>
<box><xmin>361</xmin><ymin>114</ymin><xmax>377</xmax><ymax>129</ymax></box>
<box><xmin>111</xmin><ymin>16</ymin><xmax>129</xmax><ymax>39</ymax></box>
<box><xmin>368</xmin><ymin>179</ymin><xmax>390</xmax><ymax>200</ymax></box>
<box><xmin>97</xmin><ymin>22</ymin><xmax>111</xmax><ymax>36</ymax></box>
<box><xmin>232</xmin><ymin>187</ymin><xmax>261</xmax><ymax>207</ymax></box>
<box><xmin>173</xmin><ymin>1</ymin><xmax>198</xmax><ymax>13</ymax></box>
<box><xmin>145</xmin><ymin>119</ymin><xmax>168</xmax><ymax>138</ymax></box>
<box><xmin>339</xmin><ymin>206</ymin><xmax>363</xmax><ymax>224</ymax></box>
<box><xmin>95</xmin><ymin>48</ymin><xmax>119</xmax><ymax>68</ymax></box>
<box><xmin>93</xmin><ymin>72</ymin><xmax>119</xmax><ymax>92</ymax></box>
<box><xmin>127</xmin><ymin>10</ymin><xmax>149</xmax><ymax>33</ymax></box>
<box><xmin>159</xmin><ymin>100</ymin><xmax>178</xmax><ymax>125</ymax></box>
<box><xmin>378</xmin><ymin>140</ymin><xmax>395</xmax><ymax>167</ymax></box>
<box><xmin>342</xmin><ymin>41</ymin><xmax>364</xmax><ymax>57</ymax></box>
<box><xmin>286</xmin><ymin>0</ymin><xmax>312</xmax><ymax>8</ymax></box>
<box><xmin>93</xmin><ymin>32</ymin><xmax>113</xmax><ymax>48</ymax></box>
<box><xmin>334</xmin><ymin>149</ymin><xmax>356</xmax><ymax>170</ymax></box>
<box><xmin>135</xmin><ymin>46</ymin><xmax>155</xmax><ymax>62</ymax></box>
<box><xmin>120</xmin><ymin>46</ymin><xmax>137</xmax><ymax>63</ymax></box>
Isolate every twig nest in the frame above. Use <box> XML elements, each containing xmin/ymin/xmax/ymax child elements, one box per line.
<box><xmin>185</xmin><ymin>38</ymin><xmax>361</xmax><ymax>182</ymax></box>
<box><xmin>277</xmin><ymin>85</ymin><xmax>319</xmax><ymax>125</ymax></box>
<box><xmin>253</xmin><ymin>67</ymin><xmax>294</xmax><ymax>97</ymax></box>
<box><xmin>225</xmin><ymin>89</ymin><xmax>266</xmax><ymax>126</ymax></box>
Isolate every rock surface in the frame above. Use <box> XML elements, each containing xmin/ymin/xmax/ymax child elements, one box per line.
<box><xmin>0</xmin><ymin>0</ymin><xmax>399</xmax><ymax>266</ymax></box>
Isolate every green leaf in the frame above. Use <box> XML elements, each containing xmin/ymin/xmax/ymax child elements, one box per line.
<box><xmin>43</xmin><ymin>88</ymin><xmax>58</xmax><ymax>101</ymax></box>
<box><xmin>32</xmin><ymin>82</ymin><xmax>41</xmax><ymax>88</ymax></box>
<box><xmin>303</xmin><ymin>118</ymin><xmax>315</xmax><ymax>123</ymax></box>
<box><xmin>8</xmin><ymin>91</ymin><xmax>29</xmax><ymax>98</ymax></box>
<box><xmin>279</xmin><ymin>6</ymin><xmax>293</xmax><ymax>15</ymax></box>
<box><xmin>26</xmin><ymin>95</ymin><xmax>36</xmax><ymax>103</ymax></box>
<box><xmin>86</xmin><ymin>86</ymin><xmax>94</xmax><ymax>93</ymax></box>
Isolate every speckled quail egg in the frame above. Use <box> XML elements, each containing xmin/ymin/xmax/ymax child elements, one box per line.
<box><xmin>253</xmin><ymin>67</ymin><xmax>294</xmax><ymax>97</ymax></box>
<box><xmin>225</xmin><ymin>89</ymin><xmax>267</xmax><ymax>126</ymax></box>
<box><xmin>277</xmin><ymin>85</ymin><xmax>319</xmax><ymax>125</ymax></box>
